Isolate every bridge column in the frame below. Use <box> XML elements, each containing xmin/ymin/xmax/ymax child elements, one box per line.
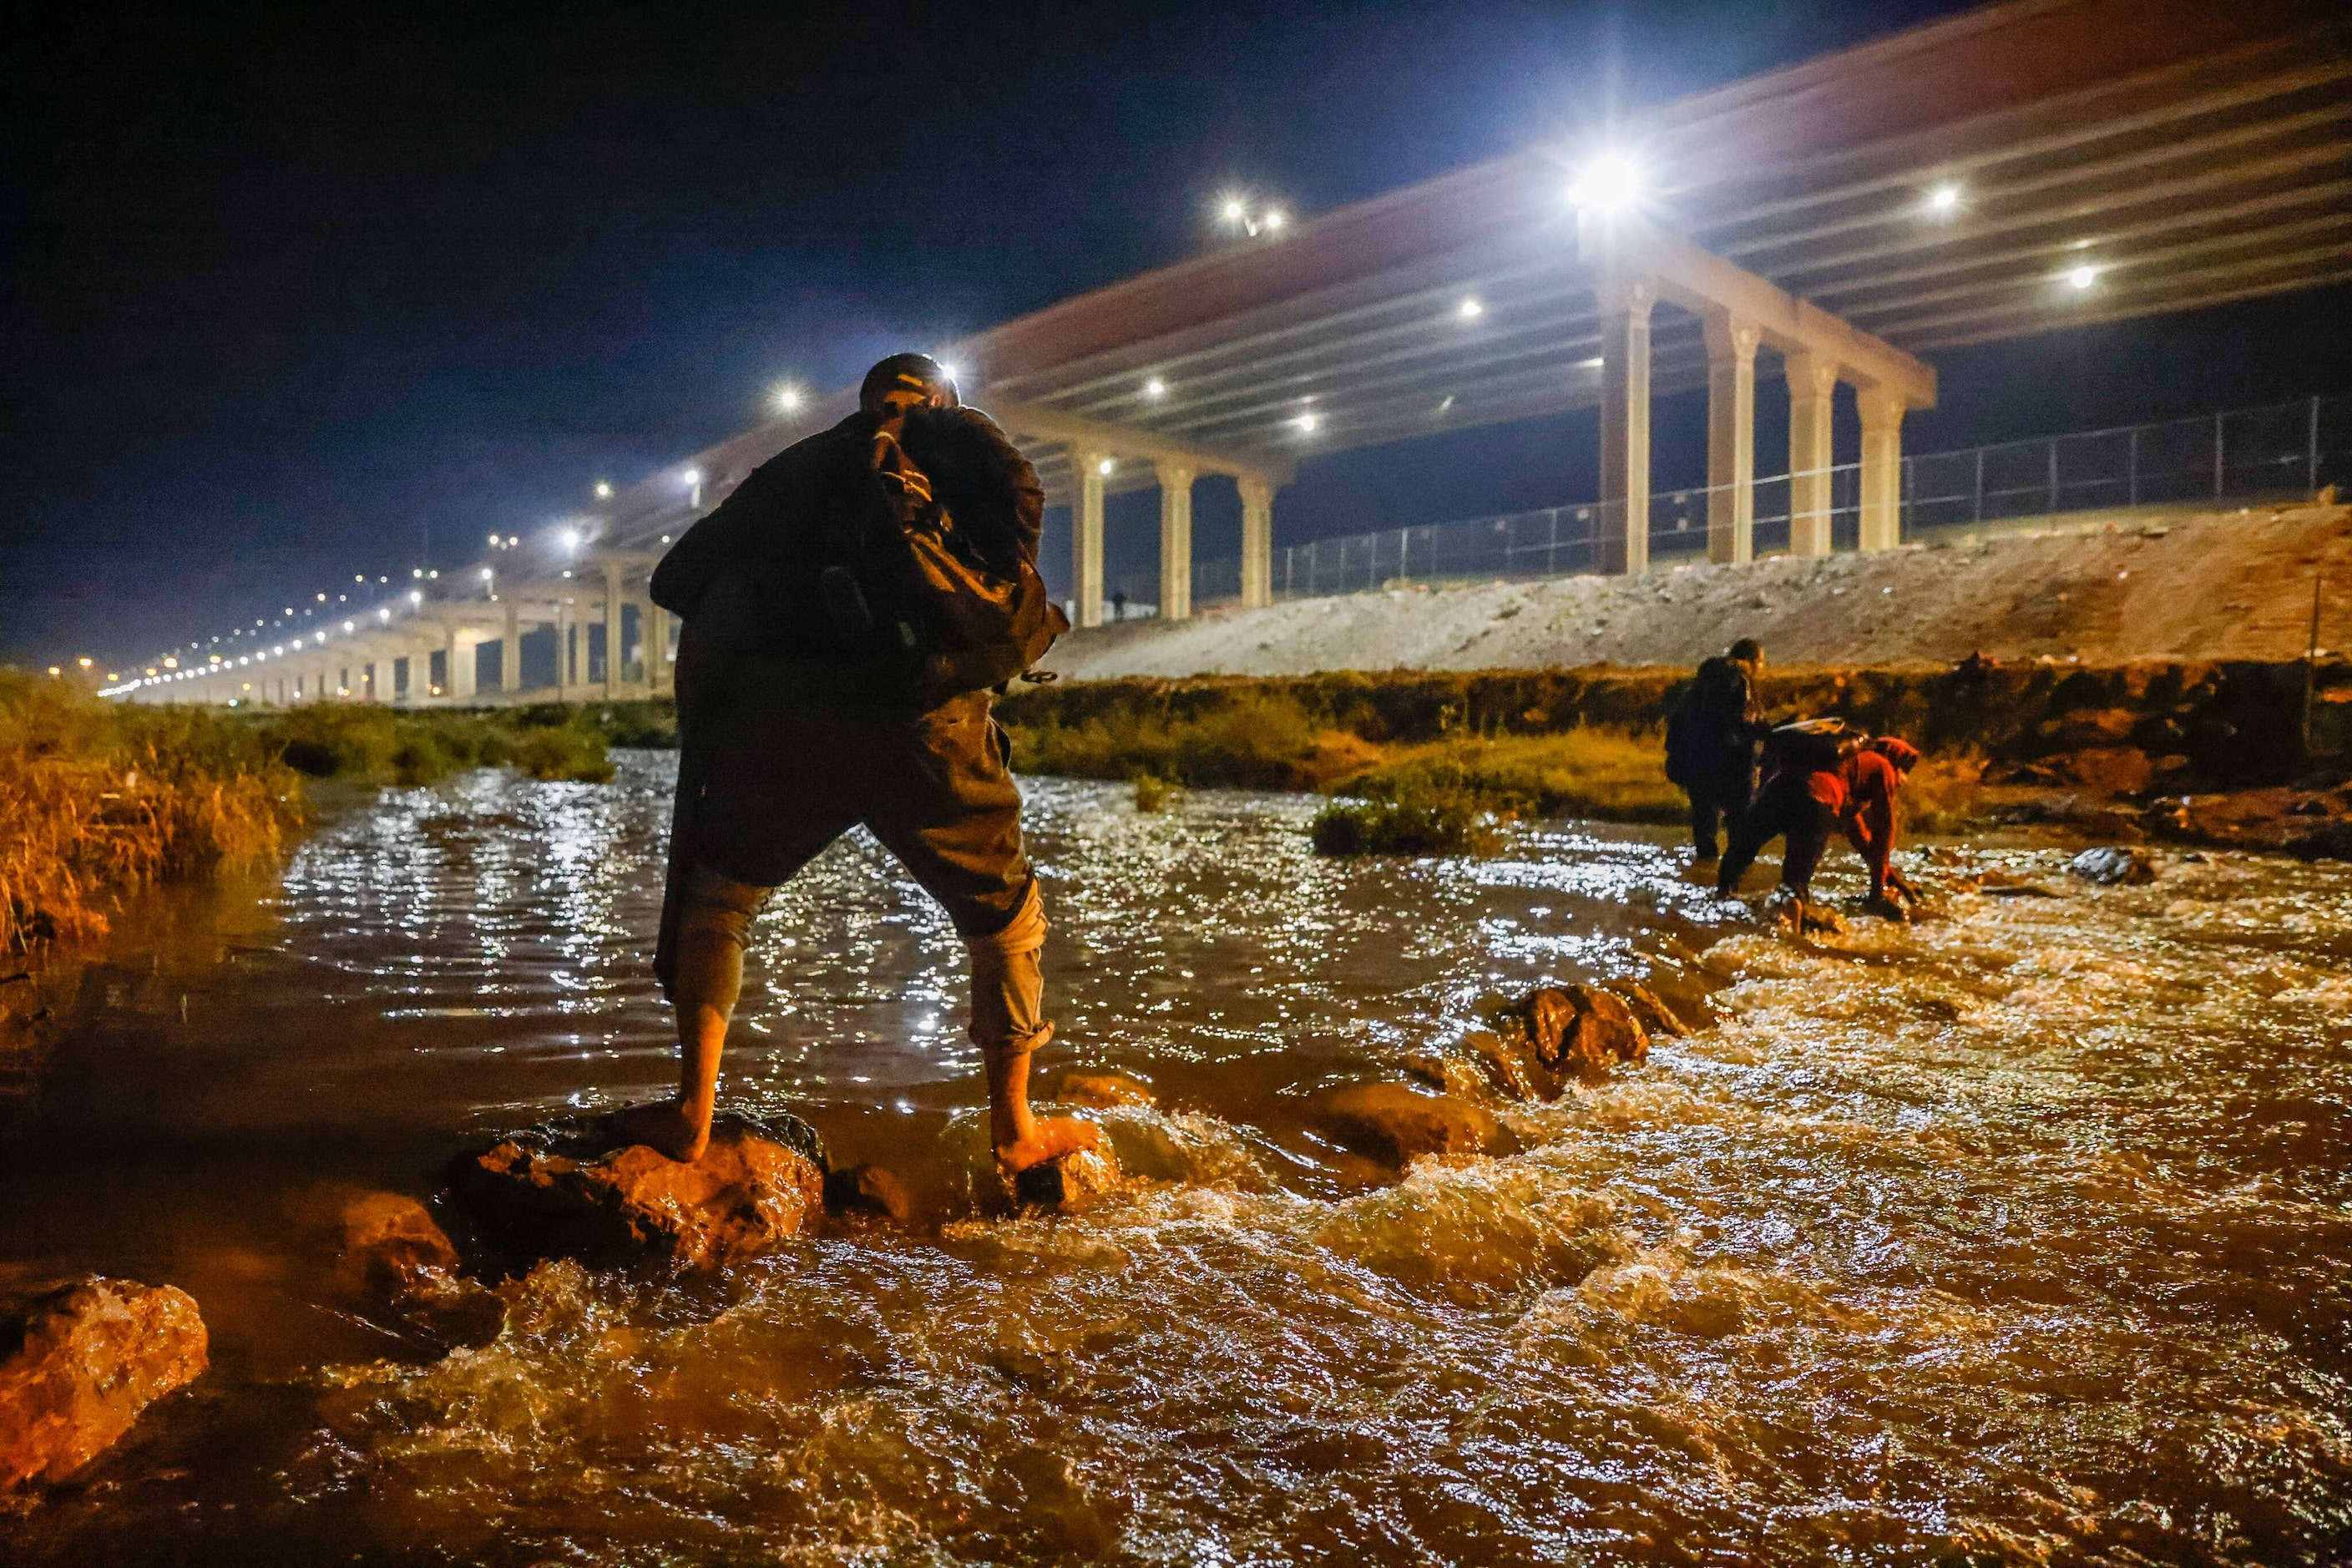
<box><xmin>502</xmin><ymin>600</ymin><xmax>522</xmax><ymax>697</ymax></box>
<box><xmin>443</xmin><ymin>626</ymin><xmax>474</xmax><ymax>703</ymax></box>
<box><xmin>1156</xmin><ymin>461</ymin><xmax>1195</xmax><ymax>621</ymax></box>
<box><xmin>553</xmin><ymin>602</ymin><xmax>573</xmax><ymax>700</ymax></box>
<box><xmin>646</xmin><ymin>602</ymin><xmax>670</xmax><ymax>693</ymax></box>
<box><xmin>1598</xmin><ymin>276</ymin><xmax>1654</xmax><ymax>575</ymax></box>
<box><xmin>1786</xmin><ymin>351</ymin><xmax>1839</xmax><ymax>557</ymax></box>
<box><xmin>1073</xmin><ymin>450</ymin><xmax>1107</xmax><ymax>629</ymax></box>
<box><xmin>1704</xmin><ymin>312</ymin><xmax>1760</xmax><ymax>566</ymax></box>
<box><xmin>1238</xmin><ymin>473</ymin><xmax>1275</xmax><ymax>609</ymax></box>
<box><xmin>601</xmin><ymin>560</ymin><xmax>625</xmax><ymax>698</ymax></box>
<box><xmin>1858</xmin><ymin>388</ymin><xmax>1906</xmax><ymax>552</ymax></box>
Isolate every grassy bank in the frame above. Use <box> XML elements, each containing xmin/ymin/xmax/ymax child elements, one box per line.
<box><xmin>999</xmin><ymin>659</ymin><xmax>2352</xmax><ymax>850</ymax></box>
<box><xmin>260</xmin><ymin>703</ymin><xmax>620</xmax><ymax>786</ymax></box>
<box><xmin>1</xmin><ymin>672</ymin><xmax>304</xmax><ymax>951</ymax></box>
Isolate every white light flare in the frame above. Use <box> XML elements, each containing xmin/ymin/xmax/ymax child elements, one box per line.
<box><xmin>1569</xmin><ymin>154</ymin><xmax>1641</xmax><ymax>215</ymax></box>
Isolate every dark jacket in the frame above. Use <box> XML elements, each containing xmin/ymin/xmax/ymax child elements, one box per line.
<box><xmin>647</xmin><ymin>406</ymin><xmax>1044</xmax><ymax>651</ymax></box>
<box><xmin>1664</xmin><ymin>656</ymin><xmax>1768</xmax><ymax>788</ymax></box>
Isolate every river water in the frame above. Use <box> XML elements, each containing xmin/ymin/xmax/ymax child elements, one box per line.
<box><xmin>3</xmin><ymin>751</ymin><xmax>2349</xmax><ymax>1565</ymax></box>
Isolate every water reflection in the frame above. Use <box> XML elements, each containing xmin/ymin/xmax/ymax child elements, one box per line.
<box><xmin>3</xmin><ymin>751</ymin><xmax>2349</xmax><ymax>1563</ymax></box>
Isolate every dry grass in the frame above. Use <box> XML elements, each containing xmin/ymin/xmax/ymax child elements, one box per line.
<box><xmin>1</xmin><ymin>672</ymin><xmax>304</xmax><ymax>953</ymax></box>
<box><xmin>1331</xmin><ymin>730</ymin><xmax>1686</xmax><ymax>824</ymax></box>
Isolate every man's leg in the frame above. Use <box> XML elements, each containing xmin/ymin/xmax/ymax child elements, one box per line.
<box><xmin>1688</xmin><ymin>785</ymin><xmax>1722</xmax><ymax>862</ymax></box>
<box><xmin>1776</xmin><ymin>802</ymin><xmax>1836</xmax><ymax>929</ymax></box>
<box><xmin>1717</xmin><ymin>774</ymin><xmax>1790</xmax><ymax>897</ymax></box>
<box><xmin>615</xmin><ymin>864</ymin><xmax>770</xmax><ymax>1161</ymax></box>
<box><xmin>965</xmin><ymin>880</ymin><xmax>1098</xmax><ymax>1171</ymax></box>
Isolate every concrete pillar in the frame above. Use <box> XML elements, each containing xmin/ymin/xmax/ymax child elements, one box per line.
<box><xmin>1238</xmin><ymin>473</ymin><xmax>1275</xmax><ymax>609</ymax></box>
<box><xmin>554</xmin><ymin>602</ymin><xmax>571</xmax><ymax>700</ymax></box>
<box><xmin>444</xmin><ymin>625</ymin><xmax>476</xmax><ymax>703</ymax></box>
<box><xmin>1704</xmin><ymin>313</ymin><xmax>1761</xmax><ymax>566</ymax></box>
<box><xmin>602</xmin><ymin>560</ymin><xmax>625</xmax><ymax>698</ymax></box>
<box><xmin>1786</xmin><ymin>350</ymin><xmax>1840</xmax><ymax>558</ymax></box>
<box><xmin>502</xmin><ymin>600</ymin><xmax>521</xmax><ymax>697</ymax></box>
<box><xmin>1858</xmin><ymin>387</ymin><xmax>1906</xmax><ymax>552</ymax></box>
<box><xmin>1156</xmin><ymin>461</ymin><xmax>1195</xmax><ymax>621</ymax></box>
<box><xmin>1073</xmin><ymin>452</ymin><xmax>1107</xmax><ymax>630</ymax></box>
<box><xmin>646</xmin><ymin>602</ymin><xmax>670</xmax><ymax>694</ymax></box>
<box><xmin>1598</xmin><ymin>276</ymin><xmax>1655</xmax><ymax>576</ymax></box>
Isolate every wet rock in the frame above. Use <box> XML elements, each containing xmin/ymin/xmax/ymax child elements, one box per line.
<box><xmin>336</xmin><ymin>1191</ymin><xmax>459</xmax><ymax>1294</ymax></box>
<box><xmin>1401</xmin><ymin>1052</ymin><xmax>1489</xmax><ymax>1098</ymax></box>
<box><xmin>2069</xmin><ymin>845</ymin><xmax>2156</xmax><ymax>885</ymax></box>
<box><xmin>1053</xmin><ymin>1071</ymin><xmax>1158</xmax><ymax>1110</ymax></box>
<box><xmin>1515</xmin><ymin>984</ymin><xmax>1650</xmax><ymax>1080</ymax></box>
<box><xmin>824</xmin><ymin>1162</ymin><xmax>916</xmax><ymax>1226</ymax></box>
<box><xmin>1308</xmin><ymin>1082</ymin><xmax>1509</xmax><ymax>1167</ymax></box>
<box><xmin>0</xmin><ymin>1277</ymin><xmax>208</xmax><ymax>1491</ymax></box>
<box><xmin>448</xmin><ymin>1111</ymin><xmax>827</xmax><ymax>1269</ymax></box>
<box><xmin>1009</xmin><ymin>1143</ymin><xmax>1123</xmax><ymax>1212</ymax></box>
<box><xmin>1609</xmin><ymin>981</ymin><xmax>1688</xmax><ymax>1039</ymax></box>
<box><xmin>2287</xmin><ymin>821</ymin><xmax>2352</xmax><ymax>862</ymax></box>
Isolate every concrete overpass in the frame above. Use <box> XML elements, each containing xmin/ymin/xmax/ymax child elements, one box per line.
<box><xmin>126</xmin><ymin>0</ymin><xmax>2348</xmax><ymax>705</ymax></box>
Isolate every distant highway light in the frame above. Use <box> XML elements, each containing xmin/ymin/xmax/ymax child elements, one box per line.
<box><xmin>481</xmin><ymin>568</ymin><xmax>494</xmax><ymax>581</ymax></box>
<box><xmin>594</xmin><ymin>481</ymin><xmax>613</xmax><ymax>499</ymax></box>
<box><xmin>561</xmin><ymin>527</ymin><xmax>581</xmax><ymax>549</ymax></box>
<box><xmin>681</xmin><ymin>468</ymin><xmax>702</xmax><ymax>487</ymax></box>
<box><xmin>772</xmin><ymin>383</ymin><xmax>804</xmax><ymax>414</ymax></box>
<box><xmin>408</xmin><ymin>590</ymin><xmax>422</xmax><ymax>605</ymax></box>
<box><xmin>1220</xmin><ymin>195</ymin><xmax>1246</xmax><ymax>223</ymax></box>
<box><xmin>1262</xmin><ymin>208</ymin><xmax>1287</xmax><ymax>232</ymax></box>
<box><xmin>1569</xmin><ymin>154</ymin><xmax>1640</xmax><ymax>215</ymax></box>
<box><xmin>2067</xmin><ymin>264</ymin><xmax>2099</xmax><ymax>291</ymax></box>
<box><xmin>1144</xmin><ymin>377</ymin><xmax>1166</xmax><ymax>398</ymax></box>
<box><xmin>1459</xmin><ymin>297</ymin><xmax>1483</xmax><ymax>320</ymax></box>
<box><xmin>1293</xmin><ymin>412</ymin><xmax>1320</xmax><ymax>434</ymax></box>
<box><xmin>1925</xmin><ymin>181</ymin><xmax>1961</xmax><ymax>216</ymax></box>
<box><xmin>343</xmin><ymin>620</ymin><xmax>354</xmax><ymax>632</ymax></box>
<box><xmin>1097</xmin><ymin>458</ymin><xmax>1115</xmax><ymax>476</ymax></box>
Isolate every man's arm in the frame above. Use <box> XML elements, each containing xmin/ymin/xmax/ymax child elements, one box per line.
<box><xmin>648</xmin><ymin>418</ymin><xmax>856</xmax><ymax>616</ymax></box>
<box><xmin>911</xmin><ymin>407</ymin><xmax>1044</xmax><ymax>572</ymax></box>
<box><xmin>1843</xmin><ymin>756</ymin><xmax>1903</xmax><ymax>901</ymax></box>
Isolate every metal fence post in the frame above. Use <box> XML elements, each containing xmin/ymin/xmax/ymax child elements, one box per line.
<box><xmin>2213</xmin><ymin>410</ymin><xmax>2226</xmax><ymax>497</ymax></box>
<box><xmin>2311</xmin><ymin>396</ymin><xmax>2323</xmax><ymax>497</ymax></box>
<box><xmin>2127</xmin><ymin>427</ymin><xmax>2139</xmax><ymax>506</ymax></box>
<box><xmin>1974</xmin><ymin>448</ymin><xmax>1985</xmax><ymax>524</ymax></box>
<box><xmin>2046</xmin><ymin>439</ymin><xmax>2059</xmax><ymax>514</ymax></box>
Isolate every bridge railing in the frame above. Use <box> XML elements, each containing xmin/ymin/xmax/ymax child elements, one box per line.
<box><xmin>1165</xmin><ymin>394</ymin><xmax>2347</xmax><ymax>610</ymax></box>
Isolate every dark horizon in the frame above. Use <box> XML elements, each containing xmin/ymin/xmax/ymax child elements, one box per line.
<box><xmin>6</xmin><ymin>1</ymin><xmax>2346</xmax><ymax>673</ymax></box>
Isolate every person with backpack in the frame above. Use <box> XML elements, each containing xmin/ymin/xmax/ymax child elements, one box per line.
<box><xmin>615</xmin><ymin>353</ymin><xmax>1093</xmax><ymax>1176</ymax></box>
<box><xmin>1663</xmin><ymin>638</ymin><xmax>1770</xmax><ymax>862</ymax></box>
<box><xmin>1717</xmin><ymin>726</ymin><xmax>1922</xmax><ymax>928</ymax></box>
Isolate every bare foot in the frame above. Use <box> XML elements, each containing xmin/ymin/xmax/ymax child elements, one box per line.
<box><xmin>603</xmin><ymin>1098</ymin><xmax>711</xmax><ymax>1163</ymax></box>
<box><xmin>994</xmin><ymin>1115</ymin><xmax>1100</xmax><ymax>1174</ymax></box>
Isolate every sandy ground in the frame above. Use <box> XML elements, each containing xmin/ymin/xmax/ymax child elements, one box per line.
<box><xmin>1048</xmin><ymin>502</ymin><xmax>2352</xmax><ymax>680</ymax></box>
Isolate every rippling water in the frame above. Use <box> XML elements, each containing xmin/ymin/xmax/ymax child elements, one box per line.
<box><xmin>3</xmin><ymin>751</ymin><xmax>2349</xmax><ymax>1565</ymax></box>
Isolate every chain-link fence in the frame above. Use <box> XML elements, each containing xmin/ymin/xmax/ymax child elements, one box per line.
<box><xmin>1166</xmin><ymin>394</ymin><xmax>2346</xmax><ymax>610</ymax></box>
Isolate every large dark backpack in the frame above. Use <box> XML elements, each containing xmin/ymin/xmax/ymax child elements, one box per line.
<box><xmin>1663</xmin><ymin>657</ymin><xmax>1745</xmax><ymax>786</ymax></box>
<box><xmin>823</xmin><ymin>419</ymin><xmax>1068</xmax><ymax>705</ymax></box>
<box><xmin>1763</xmin><ymin>717</ymin><xmax>1866</xmax><ymax>776</ymax></box>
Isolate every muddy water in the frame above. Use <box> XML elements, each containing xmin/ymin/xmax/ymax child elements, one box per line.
<box><xmin>3</xmin><ymin>751</ymin><xmax>2349</xmax><ymax>1565</ymax></box>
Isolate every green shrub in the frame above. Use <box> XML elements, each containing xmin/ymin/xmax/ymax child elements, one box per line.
<box><xmin>513</xmin><ymin>724</ymin><xmax>615</xmax><ymax>782</ymax></box>
<box><xmin>1310</xmin><ymin>791</ymin><xmax>1496</xmax><ymax>857</ymax></box>
<box><xmin>1131</xmin><ymin>772</ymin><xmax>1175</xmax><ymax>812</ymax></box>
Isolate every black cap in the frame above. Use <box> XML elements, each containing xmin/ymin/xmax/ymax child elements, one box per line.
<box><xmin>859</xmin><ymin>353</ymin><xmax>960</xmax><ymax>413</ymax></box>
<box><xmin>1727</xmin><ymin>637</ymin><xmax>1763</xmax><ymax>664</ymax></box>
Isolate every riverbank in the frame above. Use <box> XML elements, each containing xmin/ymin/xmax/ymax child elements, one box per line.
<box><xmin>1043</xmin><ymin>499</ymin><xmax>2352</xmax><ymax>678</ymax></box>
<box><xmin>998</xmin><ymin>655</ymin><xmax>2352</xmax><ymax>853</ymax></box>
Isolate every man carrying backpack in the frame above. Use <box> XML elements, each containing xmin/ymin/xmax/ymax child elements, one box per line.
<box><xmin>1663</xmin><ymin>638</ymin><xmax>1769</xmax><ymax>862</ymax></box>
<box><xmin>615</xmin><ymin>353</ymin><xmax>1095</xmax><ymax>1177</ymax></box>
<box><xmin>1717</xmin><ymin>728</ymin><xmax>1922</xmax><ymax>928</ymax></box>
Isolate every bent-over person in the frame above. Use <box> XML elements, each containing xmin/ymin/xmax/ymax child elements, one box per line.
<box><xmin>1717</xmin><ymin>734</ymin><xmax>1921</xmax><ymax>926</ymax></box>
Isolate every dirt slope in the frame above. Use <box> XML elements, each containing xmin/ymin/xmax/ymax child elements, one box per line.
<box><xmin>1046</xmin><ymin>503</ymin><xmax>2352</xmax><ymax>680</ymax></box>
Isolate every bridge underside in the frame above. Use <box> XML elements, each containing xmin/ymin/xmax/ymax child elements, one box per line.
<box><xmin>139</xmin><ymin>0</ymin><xmax>2347</xmax><ymax>706</ymax></box>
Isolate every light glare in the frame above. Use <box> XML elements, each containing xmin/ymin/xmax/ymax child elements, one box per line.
<box><xmin>1570</xmin><ymin>154</ymin><xmax>1641</xmax><ymax>215</ymax></box>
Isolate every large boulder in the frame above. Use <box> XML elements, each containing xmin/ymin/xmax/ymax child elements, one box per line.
<box><xmin>1308</xmin><ymin>1082</ymin><xmax>1510</xmax><ymax>1168</ymax></box>
<box><xmin>332</xmin><ymin>1190</ymin><xmax>503</xmax><ymax>1343</ymax></box>
<box><xmin>448</xmin><ymin>1111</ymin><xmax>827</xmax><ymax>1269</ymax></box>
<box><xmin>1515</xmin><ymin>984</ymin><xmax>1650</xmax><ymax>1080</ymax></box>
<box><xmin>0</xmin><ymin>1277</ymin><xmax>208</xmax><ymax>1491</ymax></box>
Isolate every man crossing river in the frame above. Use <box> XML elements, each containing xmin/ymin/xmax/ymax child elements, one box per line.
<box><xmin>609</xmin><ymin>353</ymin><xmax>1095</xmax><ymax>1177</ymax></box>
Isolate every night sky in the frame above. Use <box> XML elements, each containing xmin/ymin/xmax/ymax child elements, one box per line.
<box><xmin>6</xmin><ymin>2</ymin><xmax>2346</xmax><ymax>671</ymax></box>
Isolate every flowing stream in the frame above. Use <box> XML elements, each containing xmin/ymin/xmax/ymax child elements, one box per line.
<box><xmin>2</xmin><ymin>751</ymin><xmax>2348</xmax><ymax>1565</ymax></box>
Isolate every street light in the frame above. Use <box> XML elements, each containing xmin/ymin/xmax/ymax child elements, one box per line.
<box><xmin>2067</xmin><ymin>263</ymin><xmax>2099</xmax><ymax>291</ymax></box>
<box><xmin>1216</xmin><ymin>195</ymin><xmax>1290</xmax><ymax>239</ymax></box>
<box><xmin>1925</xmin><ymin>181</ymin><xmax>1962</xmax><ymax>218</ymax></box>
<box><xmin>1568</xmin><ymin>154</ymin><xmax>1641</xmax><ymax>215</ymax></box>
<box><xmin>771</xmin><ymin>383</ymin><xmax>804</xmax><ymax>415</ymax></box>
<box><xmin>594</xmin><ymin>481</ymin><xmax>613</xmax><ymax>500</ymax></box>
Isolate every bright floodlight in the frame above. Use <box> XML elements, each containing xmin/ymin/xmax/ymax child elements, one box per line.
<box><xmin>560</xmin><ymin>527</ymin><xmax>581</xmax><ymax>549</ymax></box>
<box><xmin>681</xmin><ymin>468</ymin><xmax>702</xmax><ymax>487</ymax></box>
<box><xmin>78</xmin><ymin>655</ymin><xmax>93</xmax><ymax>668</ymax></box>
<box><xmin>408</xmin><ymin>590</ymin><xmax>422</xmax><ymax>605</ymax></box>
<box><xmin>1569</xmin><ymin>154</ymin><xmax>1641</xmax><ymax>215</ymax></box>
<box><xmin>1293</xmin><ymin>412</ymin><xmax>1320</xmax><ymax>434</ymax></box>
<box><xmin>1925</xmin><ymin>181</ymin><xmax>1961</xmax><ymax>215</ymax></box>
<box><xmin>1459</xmin><ymin>297</ymin><xmax>1483</xmax><ymax>320</ymax></box>
<box><xmin>934</xmin><ymin>363</ymin><xmax>960</xmax><ymax>385</ymax></box>
<box><xmin>772</xmin><ymin>383</ymin><xmax>804</xmax><ymax>414</ymax></box>
<box><xmin>2067</xmin><ymin>264</ymin><xmax>2098</xmax><ymax>291</ymax></box>
<box><xmin>481</xmin><ymin>568</ymin><xmax>494</xmax><ymax>580</ymax></box>
<box><xmin>1144</xmin><ymin>377</ymin><xmax>1166</xmax><ymax>398</ymax></box>
<box><xmin>1096</xmin><ymin>458</ymin><xmax>1115</xmax><ymax>476</ymax></box>
<box><xmin>1261</xmin><ymin>208</ymin><xmax>1287</xmax><ymax>232</ymax></box>
<box><xmin>594</xmin><ymin>481</ymin><xmax>613</xmax><ymax>499</ymax></box>
<box><xmin>1219</xmin><ymin>195</ymin><xmax>1246</xmax><ymax>224</ymax></box>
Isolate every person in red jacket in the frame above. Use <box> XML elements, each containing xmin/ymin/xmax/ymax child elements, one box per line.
<box><xmin>1717</xmin><ymin>736</ymin><xmax>1921</xmax><ymax>926</ymax></box>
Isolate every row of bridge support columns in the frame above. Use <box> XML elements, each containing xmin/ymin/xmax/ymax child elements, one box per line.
<box><xmin>1598</xmin><ymin>267</ymin><xmax>1917</xmax><ymax>574</ymax></box>
<box><xmin>1062</xmin><ymin>451</ymin><xmax>1282</xmax><ymax>631</ymax></box>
